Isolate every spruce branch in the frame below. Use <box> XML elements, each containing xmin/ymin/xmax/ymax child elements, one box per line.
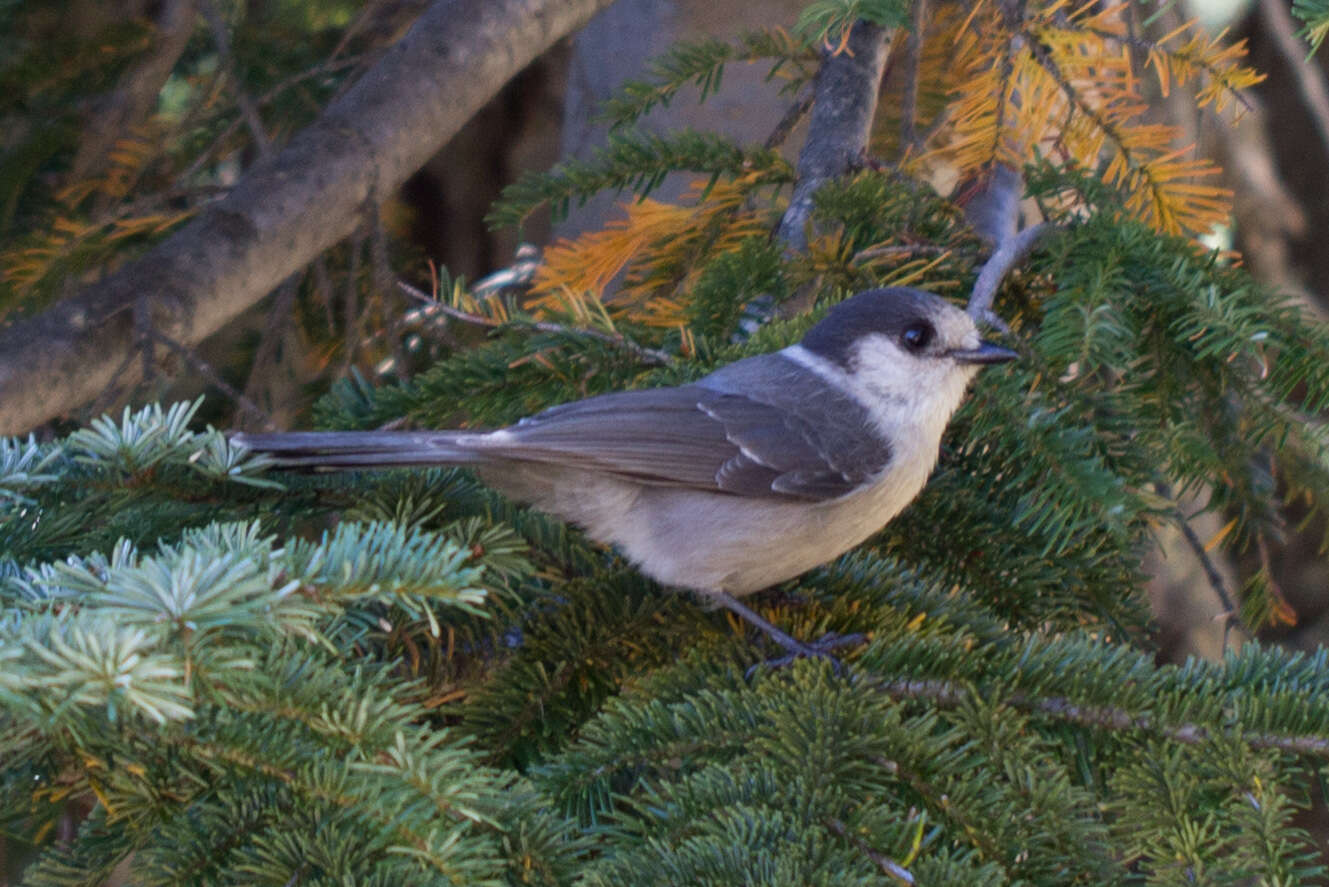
<box><xmin>869</xmin><ymin>674</ymin><xmax>1329</xmax><ymax>758</ymax></box>
<box><xmin>597</xmin><ymin>30</ymin><xmax>817</xmax><ymax>130</ymax></box>
<box><xmin>395</xmin><ymin>279</ymin><xmax>675</xmax><ymax>367</ymax></box>
<box><xmin>489</xmin><ymin>130</ymin><xmax>791</xmax><ymax>230</ymax></box>
<box><xmin>825</xmin><ymin>817</ymin><xmax>916</xmax><ymax>884</ymax></box>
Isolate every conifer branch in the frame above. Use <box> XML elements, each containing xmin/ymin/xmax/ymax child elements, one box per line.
<box><xmin>874</xmin><ymin>677</ymin><xmax>1329</xmax><ymax>757</ymax></box>
<box><xmin>395</xmin><ymin>280</ymin><xmax>674</xmax><ymax>367</ymax></box>
<box><xmin>826</xmin><ymin>817</ymin><xmax>915</xmax><ymax>884</ymax></box>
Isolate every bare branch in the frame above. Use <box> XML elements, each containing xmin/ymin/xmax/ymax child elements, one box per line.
<box><xmin>0</xmin><ymin>0</ymin><xmax>616</xmax><ymax>434</ymax></box>
<box><xmin>775</xmin><ymin>20</ymin><xmax>893</xmax><ymax>253</ymax></box>
<box><xmin>966</xmin><ymin>222</ymin><xmax>1053</xmax><ymax>328</ymax></box>
<box><xmin>146</xmin><ymin>329</ymin><xmax>276</xmax><ymax>430</ymax></box>
<box><xmin>243</xmin><ymin>275</ymin><xmax>302</xmax><ymax>406</ymax></box>
<box><xmin>1165</xmin><ymin>491</ymin><xmax>1237</xmax><ymax>620</ymax></box>
<box><xmin>763</xmin><ymin>85</ymin><xmax>816</xmax><ymax>151</ymax></box>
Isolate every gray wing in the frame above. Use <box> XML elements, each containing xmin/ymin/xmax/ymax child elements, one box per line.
<box><xmin>492</xmin><ymin>381</ymin><xmax>889</xmax><ymax>501</ymax></box>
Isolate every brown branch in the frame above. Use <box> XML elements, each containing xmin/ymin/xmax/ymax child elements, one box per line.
<box><xmin>0</xmin><ymin>0</ymin><xmax>617</xmax><ymax>434</ymax></box>
<box><xmin>763</xmin><ymin>85</ymin><xmax>815</xmax><ymax>151</ymax></box>
<box><xmin>243</xmin><ymin>275</ymin><xmax>302</xmax><ymax>406</ymax></box>
<box><xmin>343</xmin><ymin>231</ymin><xmax>366</xmax><ymax>375</ymax></box>
<box><xmin>395</xmin><ymin>280</ymin><xmax>674</xmax><ymax>367</ymax></box>
<box><xmin>1167</xmin><ymin>495</ymin><xmax>1237</xmax><ymax>619</ymax></box>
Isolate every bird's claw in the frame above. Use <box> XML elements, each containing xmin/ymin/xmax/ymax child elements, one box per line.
<box><xmin>746</xmin><ymin>631</ymin><xmax>866</xmax><ymax>678</ymax></box>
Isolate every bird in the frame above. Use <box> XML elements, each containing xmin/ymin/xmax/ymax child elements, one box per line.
<box><xmin>234</xmin><ymin>287</ymin><xmax>1017</xmax><ymax>660</ymax></box>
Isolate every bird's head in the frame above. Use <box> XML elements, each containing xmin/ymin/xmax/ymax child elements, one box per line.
<box><xmin>798</xmin><ymin>287</ymin><xmax>1017</xmax><ymax>432</ymax></box>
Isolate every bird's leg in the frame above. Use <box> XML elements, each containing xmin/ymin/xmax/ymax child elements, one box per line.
<box><xmin>710</xmin><ymin>591</ymin><xmax>864</xmax><ymax>673</ymax></box>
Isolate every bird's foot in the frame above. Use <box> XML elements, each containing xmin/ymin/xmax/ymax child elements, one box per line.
<box><xmin>709</xmin><ymin>591</ymin><xmax>863</xmax><ymax>676</ymax></box>
<box><xmin>752</xmin><ymin>631</ymin><xmax>865</xmax><ymax>677</ymax></box>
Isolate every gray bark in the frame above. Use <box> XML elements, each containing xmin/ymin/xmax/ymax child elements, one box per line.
<box><xmin>0</xmin><ymin>0</ymin><xmax>614</xmax><ymax>434</ymax></box>
<box><xmin>556</xmin><ymin>0</ymin><xmax>809</xmax><ymax>240</ymax></box>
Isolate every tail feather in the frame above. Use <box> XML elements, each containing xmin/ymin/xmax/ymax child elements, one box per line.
<box><xmin>231</xmin><ymin>431</ymin><xmax>489</xmax><ymax>469</ymax></box>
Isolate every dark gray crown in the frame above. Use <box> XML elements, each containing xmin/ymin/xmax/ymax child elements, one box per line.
<box><xmin>799</xmin><ymin>287</ymin><xmax>954</xmax><ymax>368</ymax></box>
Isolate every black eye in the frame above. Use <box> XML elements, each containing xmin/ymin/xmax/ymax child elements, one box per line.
<box><xmin>901</xmin><ymin>321</ymin><xmax>933</xmax><ymax>351</ymax></box>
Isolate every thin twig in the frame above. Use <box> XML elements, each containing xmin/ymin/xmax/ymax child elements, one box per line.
<box><xmin>899</xmin><ymin>0</ymin><xmax>928</xmax><ymax>153</ymax></box>
<box><xmin>178</xmin><ymin>55</ymin><xmax>366</xmax><ymax>183</ymax></box>
<box><xmin>85</xmin><ymin>349</ymin><xmax>140</xmax><ymax>419</ymax></box>
<box><xmin>395</xmin><ymin>279</ymin><xmax>674</xmax><ymax>366</ymax></box>
<box><xmin>1173</xmin><ymin>507</ymin><xmax>1238</xmax><ymax>619</ymax></box>
<box><xmin>851</xmin><ymin>243</ymin><xmax>966</xmax><ymax>265</ymax></box>
<box><xmin>967</xmin><ymin>222</ymin><xmax>1054</xmax><ymax>328</ymax></box>
<box><xmin>312</xmin><ymin>257</ymin><xmax>337</xmax><ymax>333</ymax></box>
<box><xmin>146</xmin><ymin>330</ymin><xmax>277</xmax><ymax>430</ymax></box>
<box><xmin>763</xmin><ymin>85</ymin><xmax>815</xmax><ymax>151</ymax></box>
<box><xmin>243</xmin><ymin>274</ymin><xmax>303</xmax><ymax>403</ymax></box>
<box><xmin>199</xmin><ymin>0</ymin><xmax>271</xmax><ymax>156</ymax></box>
<box><xmin>343</xmin><ymin>231</ymin><xmax>366</xmax><ymax>375</ymax></box>
<box><xmin>825</xmin><ymin>818</ymin><xmax>915</xmax><ymax>884</ymax></box>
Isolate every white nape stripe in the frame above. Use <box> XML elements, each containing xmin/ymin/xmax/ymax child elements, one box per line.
<box><xmin>780</xmin><ymin>344</ymin><xmax>854</xmax><ymax>389</ymax></box>
<box><xmin>780</xmin><ymin>342</ymin><xmax>906</xmax><ymax>435</ymax></box>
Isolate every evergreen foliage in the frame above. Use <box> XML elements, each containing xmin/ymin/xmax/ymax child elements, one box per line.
<box><xmin>7</xmin><ymin>1</ymin><xmax>1329</xmax><ymax>884</ymax></box>
<box><xmin>1295</xmin><ymin>0</ymin><xmax>1329</xmax><ymax>54</ymax></box>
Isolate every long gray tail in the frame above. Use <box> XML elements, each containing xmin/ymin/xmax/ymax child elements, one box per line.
<box><xmin>231</xmin><ymin>430</ymin><xmax>490</xmax><ymax>469</ymax></box>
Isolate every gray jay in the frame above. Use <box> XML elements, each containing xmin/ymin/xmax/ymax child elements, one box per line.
<box><xmin>235</xmin><ymin>287</ymin><xmax>1016</xmax><ymax>659</ymax></box>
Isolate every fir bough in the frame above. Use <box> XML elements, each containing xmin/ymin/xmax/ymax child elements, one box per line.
<box><xmin>8</xmin><ymin>5</ymin><xmax>1329</xmax><ymax>884</ymax></box>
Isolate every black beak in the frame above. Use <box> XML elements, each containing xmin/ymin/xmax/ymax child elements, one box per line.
<box><xmin>950</xmin><ymin>341</ymin><xmax>1018</xmax><ymax>365</ymax></box>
